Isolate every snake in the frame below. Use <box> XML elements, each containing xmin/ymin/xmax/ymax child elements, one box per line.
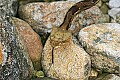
<box><xmin>60</xmin><ymin>0</ymin><xmax>100</xmax><ymax>30</ymax></box>
<box><xmin>50</xmin><ymin>0</ymin><xmax>100</xmax><ymax>63</ymax></box>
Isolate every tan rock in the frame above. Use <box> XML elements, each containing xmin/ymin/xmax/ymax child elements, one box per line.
<box><xmin>12</xmin><ymin>17</ymin><xmax>43</xmax><ymax>70</ymax></box>
<box><xmin>78</xmin><ymin>23</ymin><xmax>120</xmax><ymax>74</ymax></box>
<box><xmin>41</xmin><ymin>27</ymin><xmax>91</xmax><ymax>80</ymax></box>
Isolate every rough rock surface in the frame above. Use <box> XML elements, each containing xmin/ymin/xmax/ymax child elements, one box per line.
<box><xmin>95</xmin><ymin>74</ymin><xmax>120</xmax><ymax>80</ymax></box>
<box><xmin>0</xmin><ymin>0</ymin><xmax>18</xmax><ymax>16</ymax></box>
<box><xmin>0</xmin><ymin>16</ymin><xmax>34</xmax><ymax>80</ymax></box>
<box><xmin>78</xmin><ymin>23</ymin><xmax>120</xmax><ymax>74</ymax></box>
<box><xmin>41</xmin><ymin>27</ymin><xmax>91</xmax><ymax>80</ymax></box>
<box><xmin>109</xmin><ymin>0</ymin><xmax>120</xmax><ymax>8</ymax></box>
<box><xmin>12</xmin><ymin>17</ymin><xmax>43</xmax><ymax>70</ymax></box>
<box><xmin>19</xmin><ymin>1</ymin><xmax>109</xmax><ymax>35</ymax></box>
<box><xmin>108</xmin><ymin>8</ymin><xmax>120</xmax><ymax>19</ymax></box>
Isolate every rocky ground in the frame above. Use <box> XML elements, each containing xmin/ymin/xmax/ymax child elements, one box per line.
<box><xmin>0</xmin><ymin>0</ymin><xmax>120</xmax><ymax>80</ymax></box>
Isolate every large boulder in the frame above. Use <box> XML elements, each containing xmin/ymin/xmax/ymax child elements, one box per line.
<box><xmin>11</xmin><ymin>17</ymin><xmax>43</xmax><ymax>70</ymax></box>
<box><xmin>41</xmin><ymin>27</ymin><xmax>91</xmax><ymax>80</ymax></box>
<box><xmin>0</xmin><ymin>16</ymin><xmax>34</xmax><ymax>80</ymax></box>
<box><xmin>78</xmin><ymin>23</ymin><xmax>120</xmax><ymax>74</ymax></box>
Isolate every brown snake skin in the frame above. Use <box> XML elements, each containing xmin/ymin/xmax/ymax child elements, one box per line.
<box><xmin>60</xmin><ymin>0</ymin><xmax>100</xmax><ymax>30</ymax></box>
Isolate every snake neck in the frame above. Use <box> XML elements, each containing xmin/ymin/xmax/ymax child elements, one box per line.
<box><xmin>60</xmin><ymin>0</ymin><xmax>99</xmax><ymax>30</ymax></box>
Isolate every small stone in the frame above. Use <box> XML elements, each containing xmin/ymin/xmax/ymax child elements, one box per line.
<box><xmin>35</xmin><ymin>71</ymin><xmax>44</xmax><ymax>78</ymax></box>
<box><xmin>89</xmin><ymin>69</ymin><xmax>98</xmax><ymax>80</ymax></box>
<box><xmin>109</xmin><ymin>0</ymin><xmax>120</xmax><ymax>8</ymax></box>
<box><xmin>78</xmin><ymin>23</ymin><xmax>120</xmax><ymax>74</ymax></box>
<box><xmin>100</xmin><ymin>3</ymin><xmax>109</xmax><ymax>14</ymax></box>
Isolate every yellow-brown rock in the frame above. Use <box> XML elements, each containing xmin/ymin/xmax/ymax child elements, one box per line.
<box><xmin>78</xmin><ymin>23</ymin><xmax>120</xmax><ymax>74</ymax></box>
<box><xmin>41</xmin><ymin>27</ymin><xmax>91</xmax><ymax>80</ymax></box>
<box><xmin>12</xmin><ymin>17</ymin><xmax>43</xmax><ymax>70</ymax></box>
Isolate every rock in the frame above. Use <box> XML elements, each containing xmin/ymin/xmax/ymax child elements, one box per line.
<box><xmin>109</xmin><ymin>0</ymin><xmax>120</xmax><ymax>8</ymax></box>
<box><xmin>100</xmin><ymin>3</ymin><xmax>109</xmax><ymax>14</ymax></box>
<box><xmin>19</xmin><ymin>1</ymin><xmax>108</xmax><ymax>35</ymax></box>
<box><xmin>102</xmin><ymin>0</ymin><xmax>109</xmax><ymax>2</ymax></box>
<box><xmin>41</xmin><ymin>27</ymin><xmax>91</xmax><ymax>80</ymax></box>
<box><xmin>0</xmin><ymin>0</ymin><xmax>18</xmax><ymax>16</ymax></box>
<box><xmin>108</xmin><ymin>8</ymin><xmax>120</xmax><ymax>19</ymax></box>
<box><xmin>11</xmin><ymin>17</ymin><xmax>43</xmax><ymax>70</ymax></box>
<box><xmin>89</xmin><ymin>68</ymin><xmax>98</xmax><ymax>80</ymax></box>
<box><xmin>78</xmin><ymin>23</ymin><xmax>120</xmax><ymax>74</ymax></box>
<box><xmin>0</xmin><ymin>16</ymin><xmax>34</xmax><ymax>80</ymax></box>
<box><xmin>116</xmin><ymin>15</ymin><xmax>120</xmax><ymax>23</ymax></box>
<box><xmin>95</xmin><ymin>74</ymin><xmax>120</xmax><ymax>80</ymax></box>
<box><xmin>19</xmin><ymin>1</ymin><xmax>75</xmax><ymax>34</ymax></box>
<box><xmin>18</xmin><ymin>0</ymin><xmax>40</xmax><ymax>6</ymax></box>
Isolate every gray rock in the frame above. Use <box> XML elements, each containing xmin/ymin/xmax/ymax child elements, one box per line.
<box><xmin>108</xmin><ymin>8</ymin><xmax>120</xmax><ymax>19</ymax></box>
<box><xmin>19</xmin><ymin>1</ymin><xmax>109</xmax><ymax>35</ymax></box>
<box><xmin>109</xmin><ymin>0</ymin><xmax>120</xmax><ymax>8</ymax></box>
<box><xmin>0</xmin><ymin>16</ymin><xmax>34</xmax><ymax>80</ymax></box>
<box><xmin>95</xmin><ymin>74</ymin><xmax>120</xmax><ymax>80</ymax></box>
<box><xmin>0</xmin><ymin>0</ymin><xmax>18</xmax><ymax>16</ymax></box>
<box><xmin>11</xmin><ymin>17</ymin><xmax>43</xmax><ymax>71</ymax></box>
<box><xmin>41</xmin><ymin>27</ymin><xmax>91</xmax><ymax>80</ymax></box>
<box><xmin>78</xmin><ymin>23</ymin><xmax>120</xmax><ymax>74</ymax></box>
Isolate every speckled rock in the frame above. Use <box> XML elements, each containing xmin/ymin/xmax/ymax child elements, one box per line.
<box><xmin>95</xmin><ymin>74</ymin><xmax>120</xmax><ymax>80</ymax></box>
<box><xmin>18</xmin><ymin>0</ymin><xmax>40</xmax><ymax>6</ymax></box>
<box><xmin>11</xmin><ymin>17</ymin><xmax>43</xmax><ymax>70</ymax></box>
<box><xmin>41</xmin><ymin>27</ymin><xmax>91</xmax><ymax>80</ymax></box>
<box><xmin>89</xmin><ymin>69</ymin><xmax>98</xmax><ymax>80</ymax></box>
<box><xmin>0</xmin><ymin>16</ymin><xmax>34</xmax><ymax>80</ymax></box>
<box><xmin>109</xmin><ymin>0</ymin><xmax>120</xmax><ymax>8</ymax></box>
<box><xmin>108</xmin><ymin>8</ymin><xmax>120</xmax><ymax>19</ymax></box>
<box><xmin>78</xmin><ymin>23</ymin><xmax>120</xmax><ymax>74</ymax></box>
<box><xmin>19</xmin><ymin>1</ymin><xmax>75</xmax><ymax>34</ymax></box>
<box><xmin>19</xmin><ymin>1</ymin><xmax>109</xmax><ymax>35</ymax></box>
<box><xmin>0</xmin><ymin>0</ymin><xmax>18</xmax><ymax>16</ymax></box>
